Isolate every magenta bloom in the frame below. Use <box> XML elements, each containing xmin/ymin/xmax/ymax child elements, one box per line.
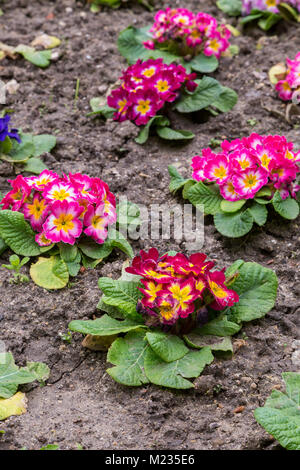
<box><xmin>43</xmin><ymin>200</ymin><xmax>84</xmax><ymax>245</ymax></box>
<box><xmin>83</xmin><ymin>203</ymin><xmax>109</xmax><ymax>244</ymax></box>
<box><xmin>273</xmin><ymin>52</ymin><xmax>300</xmax><ymax>102</ymax></box>
<box><xmin>1</xmin><ymin>175</ymin><xmax>31</xmax><ymax>211</ymax></box>
<box><xmin>23</xmin><ymin>194</ymin><xmax>49</xmax><ymax>231</ymax></box>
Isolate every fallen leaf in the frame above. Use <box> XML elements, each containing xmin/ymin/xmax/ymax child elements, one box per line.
<box><xmin>233</xmin><ymin>405</ymin><xmax>245</xmax><ymax>414</ymax></box>
<box><xmin>268</xmin><ymin>63</ymin><xmax>287</xmax><ymax>85</ymax></box>
<box><xmin>0</xmin><ymin>42</ymin><xmax>17</xmax><ymax>60</ymax></box>
<box><xmin>31</xmin><ymin>34</ymin><xmax>61</xmax><ymax>50</ymax></box>
<box><xmin>82</xmin><ymin>334</ymin><xmax>117</xmax><ymax>351</ymax></box>
<box><xmin>0</xmin><ymin>392</ymin><xmax>27</xmax><ymax>420</ymax></box>
<box><xmin>5</xmin><ymin>79</ymin><xmax>20</xmax><ymax>95</ymax></box>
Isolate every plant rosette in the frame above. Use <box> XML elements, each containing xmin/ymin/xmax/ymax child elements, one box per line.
<box><xmin>269</xmin><ymin>52</ymin><xmax>300</xmax><ymax>104</ymax></box>
<box><xmin>0</xmin><ymin>171</ymin><xmax>135</xmax><ymax>290</ymax></box>
<box><xmin>0</xmin><ymin>115</ymin><xmax>56</xmax><ymax>174</ymax></box>
<box><xmin>169</xmin><ymin>133</ymin><xmax>300</xmax><ymax>238</ymax></box>
<box><xmin>217</xmin><ymin>0</ymin><xmax>300</xmax><ymax>31</ymax></box>
<box><xmin>117</xmin><ymin>8</ymin><xmax>236</xmax><ymax>73</ymax></box>
<box><xmin>89</xmin><ymin>58</ymin><xmax>237</xmax><ymax>144</ymax></box>
<box><xmin>86</xmin><ymin>0</ymin><xmax>154</xmax><ymax>12</ymax></box>
<box><xmin>69</xmin><ymin>248</ymin><xmax>278</xmax><ymax>389</ymax></box>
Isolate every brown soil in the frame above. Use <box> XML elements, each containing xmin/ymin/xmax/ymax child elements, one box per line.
<box><xmin>0</xmin><ymin>0</ymin><xmax>299</xmax><ymax>450</ymax></box>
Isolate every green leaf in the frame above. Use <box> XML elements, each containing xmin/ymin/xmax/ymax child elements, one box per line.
<box><xmin>0</xmin><ymin>136</ymin><xmax>12</xmax><ymax>155</ymax></box>
<box><xmin>211</xmin><ymin>86</ymin><xmax>238</xmax><ymax>112</ymax></box>
<box><xmin>187</xmin><ymin>181</ymin><xmax>222</xmax><ymax>215</ymax></box>
<box><xmin>135</xmin><ymin>115</ymin><xmax>169</xmax><ymax>144</ymax></box>
<box><xmin>0</xmin><ymin>237</ymin><xmax>8</xmax><ymax>256</ymax></box>
<box><xmin>248</xmin><ymin>201</ymin><xmax>268</xmax><ymax>226</ymax></box>
<box><xmin>240</xmin><ymin>11</ymin><xmax>264</xmax><ymax>25</ymax></box>
<box><xmin>217</xmin><ymin>0</ymin><xmax>242</xmax><ymax>16</ymax></box>
<box><xmin>65</xmin><ymin>251</ymin><xmax>81</xmax><ymax>277</ymax></box>
<box><xmin>156</xmin><ymin>127</ymin><xmax>194</xmax><ymax>140</ymax></box>
<box><xmin>79</xmin><ymin>238</ymin><xmax>112</xmax><ymax>260</ymax></box>
<box><xmin>0</xmin><ymin>210</ymin><xmax>41</xmax><ymax>256</ymax></box>
<box><xmin>31</xmin><ymin>134</ymin><xmax>56</xmax><ymax>157</ymax></box>
<box><xmin>220</xmin><ymin>199</ymin><xmax>246</xmax><ymax>213</ymax></box>
<box><xmin>168</xmin><ymin>165</ymin><xmax>192</xmax><ymax>195</ymax></box>
<box><xmin>88</xmin><ymin>100</ymin><xmax>115</xmax><ymax>118</ymax></box>
<box><xmin>98</xmin><ymin>277</ymin><xmax>142</xmax><ymax>321</ymax></box>
<box><xmin>146</xmin><ymin>331</ymin><xmax>189</xmax><ymax>363</ymax></box>
<box><xmin>107</xmin><ymin>331</ymin><xmax>150</xmax><ymax>386</ymax></box>
<box><xmin>107</xmin><ymin>228</ymin><xmax>134</xmax><ymax>259</ymax></box>
<box><xmin>189</xmin><ymin>53</ymin><xmax>219</xmax><ymax>73</ymax></box>
<box><xmin>15</xmin><ymin>45</ymin><xmax>52</xmax><ymax>68</ymax></box>
<box><xmin>22</xmin><ymin>157</ymin><xmax>48</xmax><ymax>174</ymax></box>
<box><xmin>97</xmin><ymin>296</ymin><xmax>125</xmax><ymax>319</ymax></box>
<box><xmin>184</xmin><ymin>334</ymin><xmax>233</xmax><ymax>353</ymax></box>
<box><xmin>254</xmin><ymin>372</ymin><xmax>300</xmax><ymax>450</ymax></box>
<box><xmin>277</xmin><ymin>3</ymin><xmax>299</xmax><ymax>22</ymax></box>
<box><xmin>144</xmin><ymin>347</ymin><xmax>214</xmax><ymax>389</ymax></box>
<box><xmin>69</xmin><ymin>314</ymin><xmax>145</xmax><ymax>336</ymax></box>
<box><xmin>227</xmin><ymin>262</ymin><xmax>278</xmax><ymax>323</ymax></box>
<box><xmin>30</xmin><ymin>256</ymin><xmax>69</xmax><ymax>290</ymax></box>
<box><xmin>0</xmin><ymin>352</ymin><xmax>49</xmax><ymax>399</ymax></box>
<box><xmin>192</xmin><ymin>315</ymin><xmax>241</xmax><ymax>337</ymax></box>
<box><xmin>4</xmin><ymin>140</ymin><xmax>35</xmax><ymax>163</ymax></box>
<box><xmin>117</xmin><ymin>26</ymin><xmax>153</xmax><ymax>64</ymax></box>
<box><xmin>214</xmin><ymin>208</ymin><xmax>254</xmax><ymax>237</ymax></box>
<box><xmin>59</xmin><ymin>244</ymin><xmax>78</xmax><ymax>263</ymax></box>
<box><xmin>258</xmin><ymin>12</ymin><xmax>281</xmax><ymax>31</ymax></box>
<box><xmin>175</xmin><ymin>76</ymin><xmax>222</xmax><ymax>113</ymax></box>
<box><xmin>272</xmin><ymin>192</ymin><xmax>299</xmax><ymax>220</ymax></box>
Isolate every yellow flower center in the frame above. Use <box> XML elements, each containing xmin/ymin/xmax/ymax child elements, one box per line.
<box><xmin>213</xmin><ymin>166</ymin><xmax>227</xmax><ymax>179</ymax></box>
<box><xmin>209</xmin><ymin>39</ymin><xmax>221</xmax><ymax>52</ymax></box>
<box><xmin>209</xmin><ymin>281</ymin><xmax>227</xmax><ymax>299</ymax></box>
<box><xmin>53</xmin><ymin>213</ymin><xmax>74</xmax><ymax>232</ymax></box>
<box><xmin>145</xmin><ymin>282</ymin><xmax>163</xmax><ymax>302</ymax></box>
<box><xmin>142</xmin><ymin>67</ymin><xmax>156</xmax><ymax>78</ymax></box>
<box><xmin>91</xmin><ymin>215</ymin><xmax>105</xmax><ymax>229</ymax></box>
<box><xmin>266</xmin><ymin>0</ymin><xmax>277</xmax><ymax>7</ymax></box>
<box><xmin>260</xmin><ymin>153</ymin><xmax>271</xmax><ymax>169</ymax></box>
<box><xmin>155</xmin><ymin>80</ymin><xmax>170</xmax><ymax>93</ymax></box>
<box><xmin>136</xmin><ymin>100</ymin><xmax>151</xmax><ymax>115</ymax></box>
<box><xmin>244</xmin><ymin>174</ymin><xmax>257</xmax><ymax>188</ymax></box>
<box><xmin>28</xmin><ymin>199</ymin><xmax>47</xmax><ymax>219</ymax></box>
<box><xmin>118</xmin><ymin>98</ymin><xmax>127</xmax><ymax>113</ymax></box>
<box><xmin>169</xmin><ymin>284</ymin><xmax>193</xmax><ymax>309</ymax></box>
<box><xmin>240</xmin><ymin>160</ymin><xmax>250</xmax><ymax>170</ymax></box>
<box><xmin>52</xmin><ymin>188</ymin><xmax>70</xmax><ymax>201</ymax></box>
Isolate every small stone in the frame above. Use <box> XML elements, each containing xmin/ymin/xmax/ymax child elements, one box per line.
<box><xmin>250</xmin><ymin>383</ymin><xmax>257</xmax><ymax>390</ymax></box>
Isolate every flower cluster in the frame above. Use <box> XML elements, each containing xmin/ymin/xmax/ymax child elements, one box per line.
<box><xmin>191</xmin><ymin>134</ymin><xmax>300</xmax><ymax>201</ymax></box>
<box><xmin>126</xmin><ymin>248</ymin><xmax>239</xmax><ymax>326</ymax></box>
<box><xmin>0</xmin><ymin>115</ymin><xmax>21</xmax><ymax>144</ymax></box>
<box><xmin>144</xmin><ymin>8</ymin><xmax>231</xmax><ymax>59</ymax></box>
<box><xmin>242</xmin><ymin>0</ymin><xmax>300</xmax><ymax>15</ymax></box>
<box><xmin>107</xmin><ymin>59</ymin><xmax>197</xmax><ymax>125</ymax></box>
<box><xmin>275</xmin><ymin>52</ymin><xmax>300</xmax><ymax>102</ymax></box>
<box><xmin>0</xmin><ymin>170</ymin><xmax>117</xmax><ymax>246</ymax></box>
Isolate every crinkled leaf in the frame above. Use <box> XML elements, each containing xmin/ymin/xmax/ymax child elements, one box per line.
<box><xmin>135</xmin><ymin>115</ymin><xmax>169</xmax><ymax>144</ymax></box>
<box><xmin>69</xmin><ymin>314</ymin><xmax>145</xmax><ymax>337</ymax></box>
<box><xmin>107</xmin><ymin>331</ymin><xmax>150</xmax><ymax>386</ymax></box>
<box><xmin>30</xmin><ymin>256</ymin><xmax>69</xmax><ymax>290</ymax></box>
<box><xmin>175</xmin><ymin>76</ymin><xmax>222</xmax><ymax>113</ymax></box>
<box><xmin>79</xmin><ymin>238</ymin><xmax>112</xmax><ymax>260</ymax></box>
<box><xmin>88</xmin><ymin>100</ymin><xmax>115</xmax><ymax>118</ymax></box>
<box><xmin>192</xmin><ymin>315</ymin><xmax>241</xmax><ymax>337</ymax></box>
<box><xmin>25</xmin><ymin>362</ymin><xmax>50</xmax><ymax>383</ymax></box>
<box><xmin>220</xmin><ymin>199</ymin><xmax>246</xmax><ymax>213</ymax></box>
<box><xmin>187</xmin><ymin>181</ymin><xmax>222</xmax><ymax>215</ymax></box>
<box><xmin>214</xmin><ymin>208</ymin><xmax>254</xmax><ymax>237</ymax></box>
<box><xmin>184</xmin><ymin>334</ymin><xmax>233</xmax><ymax>353</ymax></box>
<box><xmin>0</xmin><ymin>237</ymin><xmax>8</xmax><ymax>255</ymax></box>
<box><xmin>211</xmin><ymin>86</ymin><xmax>238</xmax><ymax>112</ymax></box>
<box><xmin>248</xmin><ymin>201</ymin><xmax>268</xmax><ymax>226</ymax></box>
<box><xmin>0</xmin><ymin>210</ymin><xmax>41</xmax><ymax>256</ymax></box>
<box><xmin>189</xmin><ymin>53</ymin><xmax>218</xmax><ymax>73</ymax></box>
<box><xmin>168</xmin><ymin>165</ymin><xmax>193</xmax><ymax>195</ymax></box>
<box><xmin>254</xmin><ymin>372</ymin><xmax>300</xmax><ymax>450</ymax></box>
<box><xmin>144</xmin><ymin>347</ymin><xmax>214</xmax><ymax>389</ymax></box>
<box><xmin>227</xmin><ymin>262</ymin><xmax>278</xmax><ymax>323</ymax></box>
<box><xmin>59</xmin><ymin>244</ymin><xmax>78</xmax><ymax>263</ymax></box>
<box><xmin>31</xmin><ymin>134</ymin><xmax>56</xmax><ymax>157</ymax></box>
<box><xmin>98</xmin><ymin>277</ymin><xmax>142</xmax><ymax>321</ymax></box>
<box><xmin>65</xmin><ymin>251</ymin><xmax>81</xmax><ymax>277</ymax></box>
<box><xmin>272</xmin><ymin>191</ymin><xmax>299</xmax><ymax>220</ymax></box>
<box><xmin>146</xmin><ymin>331</ymin><xmax>189</xmax><ymax>363</ymax></box>
<box><xmin>97</xmin><ymin>296</ymin><xmax>125</xmax><ymax>319</ymax></box>
<box><xmin>22</xmin><ymin>157</ymin><xmax>48</xmax><ymax>174</ymax></box>
<box><xmin>217</xmin><ymin>0</ymin><xmax>242</xmax><ymax>16</ymax></box>
<box><xmin>156</xmin><ymin>127</ymin><xmax>194</xmax><ymax>140</ymax></box>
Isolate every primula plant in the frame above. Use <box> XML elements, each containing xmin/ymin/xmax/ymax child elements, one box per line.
<box><xmin>118</xmin><ymin>8</ymin><xmax>233</xmax><ymax>73</ymax></box>
<box><xmin>91</xmin><ymin>58</ymin><xmax>237</xmax><ymax>143</ymax></box>
<box><xmin>269</xmin><ymin>52</ymin><xmax>300</xmax><ymax>102</ymax></box>
<box><xmin>169</xmin><ymin>134</ymin><xmax>300</xmax><ymax>238</ymax></box>
<box><xmin>218</xmin><ymin>0</ymin><xmax>300</xmax><ymax>31</ymax></box>
<box><xmin>69</xmin><ymin>249</ymin><xmax>278</xmax><ymax>389</ymax></box>
<box><xmin>0</xmin><ymin>171</ymin><xmax>134</xmax><ymax>289</ymax></box>
<box><xmin>0</xmin><ymin>115</ymin><xmax>56</xmax><ymax>174</ymax></box>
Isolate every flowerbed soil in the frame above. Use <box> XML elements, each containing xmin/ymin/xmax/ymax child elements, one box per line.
<box><xmin>0</xmin><ymin>0</ymin><xmax>299</xmax><ymax>450</ymax></box>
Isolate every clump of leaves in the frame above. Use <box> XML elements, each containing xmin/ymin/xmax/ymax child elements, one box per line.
<box><xmin>0</xmin><ymin>352</ymin><xmax>50</xmax><ymax>420</ymax></box>
<box><xmin>254</xmin><ymin>372</ymin><xmax>300</xmax><ymax>450</ymax></box>
<box><xmin>86</xmin><ymin>0</ymin><xmax>154</xmax><ymax>12</ymax></box>
<box><xmin>218</xmin><ymin>0</ymin><xmax>300</xmax><ymax>31</ymax></box>
<box><xmin>1</xmin><ymin>254</ymin><xmax>30</xmax><ymax>283</ymax></box>
<box><xmin>0</xmin><ymin>114</ymin><xmax>56</xmax><ymax>174</ymax></box>
<box><xmin>69</xmin><ymin>252</ymin><xmax>278</xmax><ymax>390</ymax></box>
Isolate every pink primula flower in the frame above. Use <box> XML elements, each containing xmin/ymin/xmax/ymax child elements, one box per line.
<box><xmin>43</xmin><ymin>200</ymin><xmax>84</xmax><ymax>245</ymax></box>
